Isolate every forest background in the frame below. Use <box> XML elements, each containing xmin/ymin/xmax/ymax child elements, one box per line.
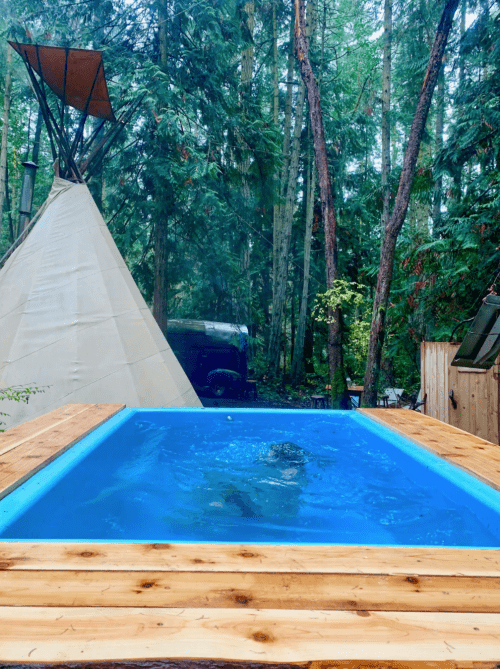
<box><xmin>0</xmin><ymin>0</ymin><xmax>498</xmax><ymax>406</ymax></box>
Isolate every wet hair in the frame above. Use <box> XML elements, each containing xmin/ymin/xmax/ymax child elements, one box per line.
<box><xmin>266</xmin><ymin>442</ymin><xmax>308</xmax><ymax>466</ymax></box>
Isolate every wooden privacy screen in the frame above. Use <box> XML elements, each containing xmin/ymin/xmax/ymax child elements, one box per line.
<box><xmin>421</xmin><ymin>341</ymin><xmax>500</xmax><ymax>444</ymax></box>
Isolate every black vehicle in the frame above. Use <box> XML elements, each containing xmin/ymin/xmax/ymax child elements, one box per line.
<box><xmin>166</xmin><ymin>319</ymin><xmax>248</xmax><ymax>398</ymax></box>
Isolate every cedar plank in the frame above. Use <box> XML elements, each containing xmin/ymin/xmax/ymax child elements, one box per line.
<box><xmin>359</xmin><ymin>409</ymin><xmax>500</xmax><ymax>489</ymax></box>
<box><xmin>0</xmin><ymin>404</ymin><xmax>90</xmax><ymax>457</ymax></box>
<box><xmin>1</xmin><ymin>543</ymin><xmax>500</xmax><ymax>575</ymax></box>
<box><xmin>0</xmin><ymin>569</ymin><xmax>500</xmax><ymax>612</ymax></box>
<box><xmin>1</xmin><ymin>607</ymin><xmax>500</xmax><ymax>662</ymax></box>
<box><xmin>0</xmin><ymin>403</ymin><xmax>125</xmax><ymax>499</ymax></box>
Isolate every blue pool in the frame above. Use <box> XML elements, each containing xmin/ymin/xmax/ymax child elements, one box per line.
<box><xmin>1</xmin><ymin>409</ymin><xmax>500</xmax><ymax>546</ymax></box>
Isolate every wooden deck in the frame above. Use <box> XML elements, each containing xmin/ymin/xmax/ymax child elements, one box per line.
<box><xmin>1</xmin><ymin>405</ymin><xmax>500</xmax><ymax>666</ymax></box>
<box><xmin>359</xmin><ymin>408</ymin><xmax>500</xmax><ymax>491</ymax></box>
<box><xmin>0</xmin><ymin>403</ymin><xmax>126</xmax><ymax>501</ymax></box>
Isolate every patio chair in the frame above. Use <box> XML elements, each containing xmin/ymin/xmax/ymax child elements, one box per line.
<box><xmin>396</xmin><ymin>390</ymin><xmax>427</xmax><ymax>411</ymax></box>
<box><xmin>380</xmin><ymin>388</ymin><xmax>404</xmax><ymax>408</ymax></box>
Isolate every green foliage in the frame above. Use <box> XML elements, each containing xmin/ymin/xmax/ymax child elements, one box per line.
<box><xmin>312</xmin><ymin>281</ymin><xmax>365</xmax><ymax>322</ymax></box>
<box><xmin>2</xmin><ymin>0</ymin><xmax>500</xmax><ymax>400</ymax></box>
<box><xmin>312</xmin><ymin>281</ymin><xmax>370</xmax><ymax>383</ymax></box>
<box><xmin>346</xmin><ymin>318</ymin><xmax>371</xmax><ymax>376</ymax></box>
<box><xmin>0</xmin><ymin>384</ymin><xmax>46</xmax><ymax>431</ymax></box>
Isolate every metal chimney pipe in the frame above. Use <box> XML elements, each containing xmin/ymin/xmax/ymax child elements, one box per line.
<box><xmin>18</xmin><ymin>160</ymin><xmax>39</xmax><ymax>234</ymax></box>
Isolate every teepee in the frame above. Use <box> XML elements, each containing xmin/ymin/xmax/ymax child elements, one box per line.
<box><xmin>0</xmin><ymin>44</ymin><xmax>201</xmax><ymax>428</ymax></box>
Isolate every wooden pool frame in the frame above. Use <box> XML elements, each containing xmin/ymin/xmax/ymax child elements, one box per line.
<box><xmin>1</xmin><ymin>403</ymin><xmax>500</xmax><ymax>667</ymax></box>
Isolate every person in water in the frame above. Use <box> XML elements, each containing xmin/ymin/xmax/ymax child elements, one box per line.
<box><xmin>207</xmin><ymin>441</ymin><xmax>309</xmax><ymax>520</ymax></box>
<box><xmin>219</xmin><ymin>484</ymin><xmax>263</xmax><ymax>519</ymax></box>
<box><xmin>262</xmin><ymin>441</ymin><xmax>308</xmax><ymax>465</ymax></box>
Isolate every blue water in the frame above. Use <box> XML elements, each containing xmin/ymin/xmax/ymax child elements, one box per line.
<box><xmin>1</xmin><ymin>409</ymin><xmax>500</xmax><ymax>546</ymax></box>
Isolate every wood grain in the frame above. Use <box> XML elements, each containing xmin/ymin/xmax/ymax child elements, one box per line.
<box><xmin>2</xmin><ymin>542</ymin><xmax>500</xmax><ymax>575</ymax></box>
<box><xmin>1</xmin><ymin>607</ymin><xmax>500</xmax><ymax>663</ymax></box>
<box><xmin>2</xmin><ymin>405</ymin><xmax>500</xmax><ymax>665</ymax></box>
<box><xmin>1</xmin><ymin>569</ymin><xmax>499</xmax><ymax>612</ymax></box>
<box><xmin>359</xmin><ymin>409</ymin><xmax>500</xmax><ymax>490</ymax></box>
<box><xmin>0</xmin><ymin>403</ymin><xmax>125</xmax><ymax>500</ymax></box>
<box><xmin>421</xmin><ymin>340</ymin><xmax>500</xmax><ymax>444</ymax></box>
<box><xmin>0</xmin><ymin>403</ymin><xmax>90</xmax><ymax>457</ymax></box>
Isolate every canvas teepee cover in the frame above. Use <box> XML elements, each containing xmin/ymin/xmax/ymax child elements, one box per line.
<box><xmin>0</xmin><ymin>177</ymin><xmax>202</xmax><ymax>428</ymax></box>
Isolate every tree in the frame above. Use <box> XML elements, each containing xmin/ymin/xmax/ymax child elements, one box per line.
<box><xmin>408</xmin><ymin>0</ymin><xmax>500</xmax><ymax>344</ymax></box>
<box><xmin>362</xmin><ymin>0</ymin><xmax>460</xmax><ymax>407</ymax></box>
<box><xmin>381</xmin><ymin>0</ymin><xmax>392</xmax><ymax>231</ymax></box>
<box><xmin>267</xmin><ymin>9</ymin><xmax>300</xmax><ymax>375</ymax></box>
<box><xmin>291</xmin><ymin>119</ymin><xmax>315</xmax><ymax>384</ymax></box>
<box><xmin>6</xmin><ymin>0</ymin><xmax>497</xmax><ymax>398</ymax></box>
<box><xmin>295</xmin><ymin>0</ymin><xmax>350</xmax><ymax>409</ymax></box>
<box><xmin>267</xmin><ymin>61</ymin><xmax>307</xmax><ymax>375</ymax></box>
<box><xmin>151</xmin><ymin>0</ymin><xmax>170</xmax><ymax>337</ymax></box>
<box><xmin>0</xmin><ymin>44</ymin><xmax>12</xmax><ymax>242</ymax></box>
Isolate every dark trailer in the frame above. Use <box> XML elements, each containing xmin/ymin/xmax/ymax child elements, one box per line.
<box><xmin>166</xmin><ymin>320</ymin><xmax>248</xmax><ymax>398</ymax></box>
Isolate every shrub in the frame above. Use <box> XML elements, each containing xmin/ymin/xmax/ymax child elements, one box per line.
<box><xmin>0</xmin><ymin>385</ymin><xmax>47</xmax><ymax>432</ymax></box>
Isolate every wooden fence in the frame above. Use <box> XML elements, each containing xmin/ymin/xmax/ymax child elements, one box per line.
<box><xmin>421</xmin><ymin>341</ymin><xmax>500</xmax><ymax>444</ymax></box>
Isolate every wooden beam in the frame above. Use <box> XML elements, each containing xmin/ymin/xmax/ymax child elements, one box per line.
<box><xmin>1</xmin><ymin>569</ymin><xmax>499</xmax><ymax>612</ymax></box>
<box><xmin>1</xmin><ymin>607</ymin><xmax>500</xmax><ymax>663</ymax></box>
<box><xmin>1</xmin><ymin>542</ymin><xmax>499</xmax><ymax>576</ymax></box>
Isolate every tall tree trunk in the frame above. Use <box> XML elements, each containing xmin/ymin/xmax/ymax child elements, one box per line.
<box><xmin>5</xmin><ymin>162</ymin><xmax>14</xmax><ymax>244</ymax></box>
<box><xmin>272</xmin><ymin>1</ymin><xmax>279</xmax><ymax>124</ymax></box>
<box><xmin>273</xmin><ymin>16</ymin><xmax>295</xmax><ymax>296</ymax></box>
<box><xmin>459</xmin><ymin>0</ymin><xmax>466</xmax><ymax>87</ymax></box>
<box><xmin>152</xmin><ymin>214</ymin><xmax>169</xmax><ymax>335</ymax></box>
<box><xmin>158</xmin><ymin>0</ymin><xmax>168</xmax><ymax>67</ymax></box>
<box><xmin>291</xmin><ymin>0</ymin><xmax>324</xmax><ymax>384</ymax></box>
<box><xmin>291</xmin><ymin>123</ymin><xmax>316</xmax><ymax>383</ymax></box>
<box><xmin>362</xmin><ymin>0</ymin><xmax>460</xmax><ymax>407</ymax></box>
<box><xmin>238</xmin><ymin>1</ymin><xmax>255</xmax><ymax>326</ymax></box>
<box><xmin>267</xmin><ymin>79</ymin><xmax>307</xmax><ymax>374</ymax></box>
<box><xmin>451</xmin><ymin>0</ymin><xmax>467</xmax><ymax>202</ymax></box>
<box><xmin>152</xmin><ymin>0</ymin><xmax>170</xmax><ymax>335</ymax></box>
<box><xmin>31</xmin><ymin>107</ymin><xmax>43</xmax><ymax>166</ymax></box>
<box><xmin>241</xmin><ymin>2</ymin><xmax>255</xmax><ymax>88</ymax></box>
<box><xmin>271</xmin><ymin>0</ymin><xmax>279</xmax><ymax>294</ymax></box>
<box><xmin>381</xmin><ymin>0</ymin><xmax>392</xmax><ymax>230</ymax></box>
<box><xmin>295</xmin><ymin>0</ymin><xmax>349</xmax><ymax>409</ymax></box>
<box><xmin>268</xmin><ymin>2</ymin><xmax>314</xmax><ymax>374</ymax></box>
<box><xmin>282</xmin><ymin>297</ymin><xmax>287</xmax><ymax>378</ymax></box>
<box><xmin>89</xmin><ymin>120</ymin><xmax>105</xmax><ymax>212</ymax></box>
<box><xmin>479</xmin><ymin>0</ymin><xmax>489</xmax><ymax>78</ymax></box>
<box><xmin>0</xmin><ymin>44</ymin><xmax>12</xmax><ymax>242</ymax></box>
<box><xmin>432</xmin><ymin>65</ymin><xmax>445</xmax><ymax>236</ymax></box>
